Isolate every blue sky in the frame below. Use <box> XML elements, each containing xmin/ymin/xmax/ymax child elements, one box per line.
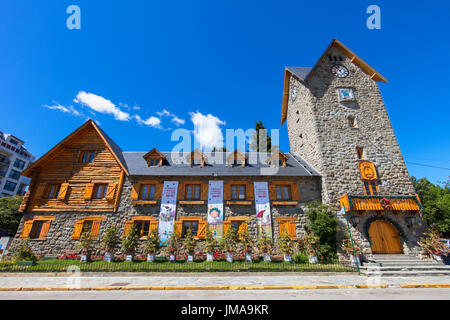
<box><xmin>1</xmin><ymin>1</ymin><xmax>449</xmax><ymax>184</ymax></box>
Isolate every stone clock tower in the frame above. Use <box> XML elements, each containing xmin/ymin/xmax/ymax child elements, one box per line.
<box><xmin>280</xmin><ymin>39</ymin><xmax>426</xmax><ymax>257</ymax></box>
<box><xmin>281</xmin><ymin>39</ymin><xmax>416</xmax><ymax>205</ymax></box>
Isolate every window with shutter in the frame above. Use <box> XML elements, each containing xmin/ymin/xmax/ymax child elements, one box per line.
<box><xmin>72</xmin><ymin>220</ymin><xmax>84</xmax><ymax>239</ymax></box>
<box><xmin>57</xmin><ymin>183</ymin><xmax>69</xmax><ymax>200</ymax></box>
<box><xmin>275</xmin><ymin>217</ymin><xmax>297</xmax><ymax>239</ymax></box>
<box><xmin>131</xmin><ymin>184</ymin><xmax>139</xmax><ymax>200</ymax></box>
<box><xmin>84</xmin><ymin>183</ymin><xmax>94</xmax><ymax>200</ymax></box>
<box><xmin>106</xmin><ymin>183</ymin><xmax>117</xmax><ymax>202</ymax></box>
<box><xmin>20</xmin><ymin>221</ymin><xmax>34</xmax><ymax>238</ymax></box>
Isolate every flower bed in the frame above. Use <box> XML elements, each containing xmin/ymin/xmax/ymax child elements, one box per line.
<box><xmin>0</xmin><ymin>258</ymin><xmax>354</xmax><ymax>273</ymax></box>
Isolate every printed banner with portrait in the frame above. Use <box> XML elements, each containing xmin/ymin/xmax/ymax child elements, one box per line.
<box><xmin>158</xmin><ymin>181</ymin><xmax>179</xmax><ymax>246</ymax></box>
<box><xmin>207</xmin><ymin>180</ymin><xmax>224</xmax><ymax>239</ymax></box>
<box><xmin>254</xmin><ymin>182</ymin><xmax>273</xmax><ymax>238</ymax></box>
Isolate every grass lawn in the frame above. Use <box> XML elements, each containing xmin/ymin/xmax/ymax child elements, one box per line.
<box><xmin>0</xmin><ymin>259</ymin><xmax>355</xmax><ymax>273</ymax></box>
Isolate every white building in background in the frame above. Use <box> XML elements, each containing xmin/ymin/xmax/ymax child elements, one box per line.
<box><xmin>0</xmin><ymin>132</ymin><xmax>35</xmax><ymax>198</ymax></box>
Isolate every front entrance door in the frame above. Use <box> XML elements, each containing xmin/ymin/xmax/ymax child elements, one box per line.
<box><xmin>369</xmin><ymin>220</ymin><xmax>403</xmax><ymax>254</ymax></box>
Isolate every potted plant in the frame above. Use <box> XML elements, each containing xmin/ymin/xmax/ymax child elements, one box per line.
<box><xmin>341</xmin><ymin>230</ymin><xmax>361</xmax><ymax>267</ymax></box>
<box><xmin>278</xmin><ymin>231</ymin><xmax>295</xmax><ymax>263</ymax></box>
<box><xmin>122</xmin><ymin>225</ymin><xmax>139</xmax><ymax>262</ymax></box>
<box><xmin>298</xmin><ymin>233</ymin><xmax>320</xmax><ymax>264</ymax></box>
<box><xmin>239</xmin><ymin>225</ymin><xmax>254</xmax><ymax>262</ymax></box>
<box><xmin>418</xmin><ymin>227</ymin><xmax>448</xmax><ymax>262</ymax></box>
<box><xmin>183</xmin><ymin>227</ymin><xmax>197</xmax><ymax>262</ymax></box>
<box><xmin>77</xmin><ymin>231</ymin><xmax>94</xmax><ymax>262</ymax></box>
<box><xmin>100</xmin><ymin>226</ymin><xmax>120</xmax><ymax>262</ymax></box>
<box><xmin>167</xmin><ymin>233</ymin><xmax>181</xmax><ymax>262</ymax></box>
<box><xmin>144</xmin><ymin>228</ymin><xmax>160</xmax><ymax>262</ymax></box>
<box><xmin>10</xmin><ymin>239</ymin><xmax>37</xmax><ymax>266</ymax></box>
<box><xmin>257</xmin><ymin>232</ymin><xmax>273</xmax><ymax>262</ymax></box>
<box><xmin>204</xmin><ymin>227</ymin><xmax>217</xmax><ymax>262</ymax></box>
<box><xmin>220</xmin><ymin>227</ymin><xmax>238</xmax><ymax>262</ymax></box>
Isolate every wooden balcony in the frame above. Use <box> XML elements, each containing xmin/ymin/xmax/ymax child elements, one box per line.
<box><xmin>339</xmin><ymin>194</ymin><xmax>422</xmax><ymax>213</ymax></box>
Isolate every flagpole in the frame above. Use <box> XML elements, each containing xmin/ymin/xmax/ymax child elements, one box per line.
<box><xmin>343</xmin><ymin>204</ymin><xmax>360</xmax><ymax>275</ymax></box>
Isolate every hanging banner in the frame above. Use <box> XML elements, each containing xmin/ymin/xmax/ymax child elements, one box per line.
<box><xmin>207</xmin><ymin>181</ymin><xmax>224</xmax><ymax>239</ymax></box>
<box><xmin>158</xmin><ymin>181</ymin><xmax>179</xmax><ymax>246</ymax></box>
<box><xmin>254</xmin><ymin>182</ymin><xmax>273</xmax><ymax>238</ymax></box>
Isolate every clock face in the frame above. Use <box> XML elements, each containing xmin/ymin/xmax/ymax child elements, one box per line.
<box><xmin>331</xmin><ymin>65</ymin><xmax>349</xmax><ymax>78</ymax></box>
<box><xmin>291</xmin><ymin>85</ymin><xmax>297</xmax><ymax>102</ymax></box>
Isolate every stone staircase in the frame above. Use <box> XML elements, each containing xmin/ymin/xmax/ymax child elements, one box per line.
<box><xmin>360</xmin><ymin>254</ymin><xmax>450</xmax><ymax>276</ymax></box>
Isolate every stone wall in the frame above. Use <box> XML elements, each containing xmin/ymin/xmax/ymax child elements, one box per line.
<box><xmin>6</xmin><ymin>175</ymin><xmax>321</xmax><ymax>258</ymax></box>
<box><xmin>287</xmin><ymin>46</ymin><xmax>416</xmax><ymax>204</ymax></box>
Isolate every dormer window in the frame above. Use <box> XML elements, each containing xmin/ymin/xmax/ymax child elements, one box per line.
<box><xmin>267</xmin><ymin>149</ymin><xmax>288</xmax><ymax>167</ymax></box>
<box><xmin>227</xmin><ymin>149</ymin><xmax>247</xmax><ymax>167</ymax></box>
<box><xmin>186</xmin><ymin>149</ymin><xmax>207</xmax><ymax>167</ymax></box>
<box><xmin>143</xmin><ymin>148</ymin><xmax>166</xmax><ymax>167</ymax></box>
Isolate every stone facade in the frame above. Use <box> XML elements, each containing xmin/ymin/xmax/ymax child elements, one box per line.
<box><xmin>285</xmin><ymin>43</ymin><xmax>426</xmax><ymax>258</ymax></box>
<box><xmin>287</xmin><ymin>46</ymin><xmax>416</xmax><ymax>204</ymax></box>
<box><xmin>9</xmin><ymin>175</ymin><xmax>321</xmax><ymax>257</ymax></box>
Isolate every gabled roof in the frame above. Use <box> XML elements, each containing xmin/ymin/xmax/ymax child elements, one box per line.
<box><xmin>281</xmin><ymin>38</ymin><xmax>388</xmax><ymax>125</ymax></box>
<box><xmin>143</xmin><ymin>148</ymin><xmax>167</xmax><ymax>161</ymax></box>
<box><xmin>22</xmin><ymin>119</ymin><xmax>129</xmax><ymax>177</ymax></box>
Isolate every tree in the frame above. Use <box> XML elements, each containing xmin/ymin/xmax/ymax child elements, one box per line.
<box><xmin>211</xmin><ymin>147</ymin><xmax>228</xmax><ymax>152</ymax></box>
<box><xmin>412</xmin><ymin>177</ymin><xmax>450</xmax><ymax>238</ymax></box>
<box><xmin>304</xmin><ymin>202</ymin><xmax>339</xmax><ymax>262</ymax></box>
<box><xmin>100</xmin><ymin>226</ymin><xmax>120</xmax><ymax>254</ymax></box>
<box><xmin>144</xmin><ymin>229</ymin><xmax>160</xmax><ymax>254</ymax></box>
<box><xmin>249</xmin><ymin>121</ymin><xmax>272</xmax><ymax>152</ymax></box>
<box><xmin>0</xmin><ymin>196</ymin><xmax>23</xmax><ymax>233</ymax></box>
<box><xmin>122</xmin><ymin>225</ymin><xmax>139</xmax><ymax>254</ymax></box>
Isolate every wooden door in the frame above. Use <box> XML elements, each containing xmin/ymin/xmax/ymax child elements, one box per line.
<box><xmin>369</xmin><ymin>220</ymin><xmax>403</xmax><ymax>254</ymax></box>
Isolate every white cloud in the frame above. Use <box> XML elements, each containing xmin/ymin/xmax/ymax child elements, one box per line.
<box><xmin>190</xmin><ymin>111</ymin><xmax>225</xmax><ymax>150</ymax></box>
<box><xmin>43</xmin><ymin>103</ymin><xmax>82</xmax><ymax>117</ymax></box>
<box><xmin>171</xmin><ymin>116</ymin><xmax>185</xmax><ymax>126</ymax></box>
<box><xmin>156</xmin><ymin>109</ymin><xmax>185</xmax><ymax>126</ymax></box>
<box><xmin>74</xmin><ymin>91</ymin><xmax>130</xmax><ymax>121</ymax></box>
<box><xmin>134</xmin><ymin>115</ymin><xmax>162</xmax><ymax>128</ymax></box>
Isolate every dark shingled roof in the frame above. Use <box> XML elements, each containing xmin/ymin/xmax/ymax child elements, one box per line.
<box><xmin>286</xmin><ymin>67</ymin><xmax>312</xmax><ymax>80</ymax></box>
<box><xmin>95</xmin><ymin>124</ymin><xmax>129</xmax><ymax>173</ymax></box>
<box><xmin>123</xmin><ymin>152</ymin><xmax>320</xmax><ymax>177</ymax></box>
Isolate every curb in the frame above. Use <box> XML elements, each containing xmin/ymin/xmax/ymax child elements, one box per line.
<box><xmin>0</xmin><ymin>284</ymin><xmax>447</xmax><ymax>291</ymax></box>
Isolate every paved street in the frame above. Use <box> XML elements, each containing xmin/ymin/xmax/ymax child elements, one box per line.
<box><xmin>0</xmin><ymin>288</ymin><xmax>448</xmax><ymax>300</ymax></box>
<box><xmin>0</xmin><ymin>273</ymin><xmax>449</xmax><ymax>288</ymax></box>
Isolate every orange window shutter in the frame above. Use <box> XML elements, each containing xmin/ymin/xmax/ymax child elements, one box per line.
<box><xmin>154</xmin><ymin>184</ymin><xmax>163</xmax><ymax>200</ymax></box>
<box><xmin>247</xmin><ymin>183</ymin><xmax>254</xmax><ymax>200</ymax></box>
<box><xmin>58</xmin><ymin>183</ymin><xmax>69</xmax><ymax>200</ymax></box>
<box><xmin>39</xmin><ymin>221</ymin><xmax>51</xmax><ymax>239</ymax></box>
<box><xmin>269</xmin><ymin>184</ymin><xmax>277</xmax><ymax>201</ymax></box>
<box><xmin>106</xmin><ymin>183</ymin><xmax>117</xmax><ymax>202</ymax></box>
<box><xmin>278</xmin><ymin>221</ymin><xmax>287</xmax><ymax>235</ymax></box>
<box><xmin>35</xmin><ymin>184</ymin><xmax>46</xmax><ymax>199</ymax></box>
<box><xmin>174</xmin><ymin>221</ymin><xmax>183</xmax><ymax>238</ymax></box>
<box><xmin>197</xmin><ymin>221</ymin><xmax>207</xmax><ymax>239</ymax></box>
<box><xmin>130</xmin><ymin>184</ymin><xmax>139</xmax><ymax>201</ymax></box>
<box><xmin>84</xmin><ymin>183</ymin><xmax>94</xmax><ymax>200</ymax></box>
<box><xmin>223</xmin><ymin>221</ymin><xmax>231</xmax><ymax>235</ymax></box>
<box><xmin>223</xmin><ymin>184</ymin><xmax>231</xmax><ymax>200</ymax></box>
<box><xmin>72</xmin><ymin>220</ymin><xmax>84</xmax><ymax>239</ymax></box>
<box><xmin>201</xmin><ymin>184</ymin><xmax>208</xmax><ymax>201</ymax></box>
<box><xmin>149</xmin><ymin>221</ymin><xmax>158</xmax><ymax>234</ymax></box>
<box><xmin>291</xmin><ymin>184</ymin><xmax>300</xmax><ymax>201</ymax></box>
<box><xmin>123</xmin><ymin>221</ymin><xmax>133</xmax><ymax>237</ymax></box>
<box><xmin>90</xmin><ymin>221</ymin><xmax>102</xmax><ymax>238</ymax></box>
<box><xmin>20</xmin><ymin>221</ymin><xmax>34</xmax><ymax>238</ymax></box>
<box><xmin>288</xmin><ymin>222</ymin><xmax>297</xmax><ymax>239</ymax></box>
<box><xmin>238</xmin><ymin>222</ymin><xmax>248</xmax><ymax>239</ymax></box>
<box><xmin>177</xmin><ymin>184</ymin><xmax>185</xmax><ymax>201</ymax></box>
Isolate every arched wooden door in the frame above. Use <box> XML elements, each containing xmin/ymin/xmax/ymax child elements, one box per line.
<box><xmin>369</xmin><ymin>220</ymin><xmax>403</xmax><ymax>254</ymax></box>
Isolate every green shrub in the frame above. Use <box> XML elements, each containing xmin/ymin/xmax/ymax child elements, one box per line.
<box><xmin>9</xmin><ymin>239</ymin><xmax>37</xmax><ymax>262</ymax></box>
<box><xmin>144</xmin><ymin>229</ymin><xmax>160</xmax><ymax>254</ymax></box>
<box><xmin>100</xmin><ymin>226</ymin><xmax>120</xmax><ymax>254</ymax></box>
<box><xmin>122</xmin><ymin>225</ymin><xmax>139</xmax><ymax>253</ymax></box>
<box><xmin>204</xmin><ymin>227</ymin><xmax>218</xmax><ymax>253</ymax></box>
<box><xmin>220</xmin><ymin>227</ymin><xmax>238</xmax><ymax>253</ymax></box>
<box><xmin>183</xmin><ymin>227</ymin><xmax>197</xmax><ymax>253</ymax></box>
<box><xmin>292</xmin><ymin>252</ymin><xmax>309</xmax><ymax>264</ymax></box>
<box><xmin>305</xmin><ymin>201</ymin><xmax>339</xmax><ymax>262</ymax></box>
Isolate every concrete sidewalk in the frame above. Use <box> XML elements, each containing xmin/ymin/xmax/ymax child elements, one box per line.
<box><xmin>0</xmin><ymin>273</ymin><xmax>449</xmax><ymax>290</ymax></box>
